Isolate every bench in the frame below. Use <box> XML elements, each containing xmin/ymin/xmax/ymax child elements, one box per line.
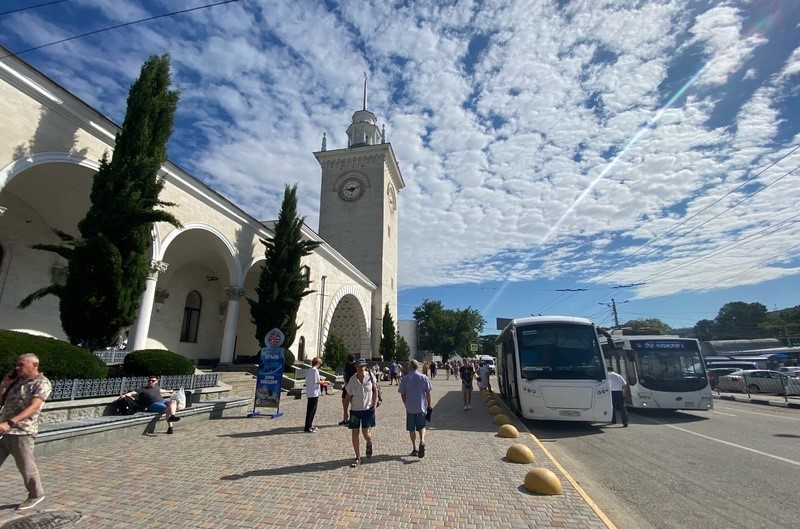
<box><xmin>35</xmin><ymin>397</ymin><xmax>251</xmax><ymax>457</ymax></box>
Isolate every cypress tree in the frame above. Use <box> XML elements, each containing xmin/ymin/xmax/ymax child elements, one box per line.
<box><xmin>249</xmin><ymin>184</ymin><xmax>320</xmax><ymax>353</ymax></box>
<box><xmin>19</xmin><ymin>55</ymin><xmax>181</xmax><ymax>349</ymax></box>
<box><xmin>379</xmin><ymin>303</ymin><xmax>397</xmax><ymax>360</ymax></box>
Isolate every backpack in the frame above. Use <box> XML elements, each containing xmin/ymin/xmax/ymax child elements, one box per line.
<box><xmin>115</xmin><ymin>395</ymin><xmax>139</xmax><ymax>415</ymax></box>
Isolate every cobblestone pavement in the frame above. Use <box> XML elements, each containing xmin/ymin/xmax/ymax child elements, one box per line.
<box><xmin>0</xmin><ymin>376</ymin><xmax>613</xmax><ymax>529</ymax></box>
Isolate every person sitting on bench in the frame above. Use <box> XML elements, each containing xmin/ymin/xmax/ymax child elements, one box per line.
<box><xmin>119</xmin><ymin>376</ymin><xmax>181</xmax><ymax>434</ymax></box>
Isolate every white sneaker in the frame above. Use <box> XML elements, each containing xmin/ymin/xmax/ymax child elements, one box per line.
<box><xmin>464</xmin><ymin>406</ymin><xmax>468</xmax><ymax>411</ymax></box>
<box><xmin>467</xmin><ymin>405</ymin><xmax>472</xmax><ymax>410</ymax></box>
<box><xmin>17</xmin><ymin>495</ymin><xmax>45</xmax><ymax>511</ymax></box>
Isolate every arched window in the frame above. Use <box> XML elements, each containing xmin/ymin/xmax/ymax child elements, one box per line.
<box><xmin>298</xmin><ymin>336</ymin><xmax>306</xmax><ymax>362</ymax></box>
<box><xmin>300</xmin><ymin>265</ymin><xmax>311</xmax><ymax>287</ymax></box>
<box><xmin>180</xmin><ymin>291</ymin><xmax>202</xmax><ymax>343</ymax></box>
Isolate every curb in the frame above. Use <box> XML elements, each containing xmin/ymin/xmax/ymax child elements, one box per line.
<box><xmin>489</xmin><ymin>391</ymin><xmax>618</xmax><ymax>529</ymax></box>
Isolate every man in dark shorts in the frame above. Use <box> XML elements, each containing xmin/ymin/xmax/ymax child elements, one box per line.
<box><xmin>340</xmin><ymin>354</ymin><xmax>357</xmax><ymax>425</ymax></box>
<box><xmin>389</xmin><ymin>359</ymin><xmax>399</xmax><ymax>385</ymax></box>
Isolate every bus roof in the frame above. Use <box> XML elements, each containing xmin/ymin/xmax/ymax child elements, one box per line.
<box><xmin>505</xmin><ymin>315</ymin><xmax>595</xmax><ymax>328</ymax></box>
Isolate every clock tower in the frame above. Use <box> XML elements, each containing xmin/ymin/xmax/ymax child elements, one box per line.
<box><xmin>315</xmin><ymin>82</ymin><xmax>404</xmax><ymax>358</ymax></box>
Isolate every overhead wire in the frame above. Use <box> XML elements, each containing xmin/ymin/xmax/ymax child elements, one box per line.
<box><xmin>0</xmin><ymin>0</ymin><xmax>69</xmax><ymax>17</ymax></box>
<box><xmin>0</xmin><ymin>0</ymin><xmax>241</xmax><ymax>59</ymax></box>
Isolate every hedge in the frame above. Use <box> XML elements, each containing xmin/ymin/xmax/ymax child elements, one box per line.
<box><xmin>0</xmin><ymin>329</ymin><xmax>108</xmax><ymax>379</ymax></box>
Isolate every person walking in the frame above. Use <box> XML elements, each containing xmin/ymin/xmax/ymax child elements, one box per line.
<box><xmin>429</xmin><ymin>362</ymin><xmax>437</xmax><ymax>379</ymax></box>
<box><xmin>607</xmin><ymin>366</ymin><xmax>629</xmax><ymax>427</ymax></box>
<box><xmin>304</xmin><ymin>357</ymin><xmax>323</xmax><ymax>432</ymax></box>
<box><xmin>398</xmin><ymin>359</ymin><xmax>432</xmax><ymax>458</ymax></box>
<box><xmin>344</xmin><ymin>359</ymin><xmax>379</xmax><ymax>467</ymax></box>
<box><xmin>0</xmin><ymin>353</ymin><xmax>53</xmax><ymax>511</ymax></box>
<box><xmin>478</xmin><ymin>362</ymin><xmax>492</xmax><ymax>392</ymax></box>
<box><xmin>459</xmin><ymin>361</ymin><xmax>476</xmax><ymax>410</ymax></box>
<box><xmin>339</xmin><ymin>354</ymin><xmax>357</xmax><ymax>425</ymax></box>
<box><xmin>389</xmin><ymin>359</ymin><xmax>399</xmax><ymax>385</ymax></box>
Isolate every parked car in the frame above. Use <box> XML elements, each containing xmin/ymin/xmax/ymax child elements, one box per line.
<box><xmin>707</xmin><ymin>367</ymin><xmax>740</xmax><ymax>389</ymax></box>
<box><xmin>717</xmin><ymin>369</ymin><xmax>800</xmax><ymax>395</ymax></box>
<box><xmin>777</xmin><ymin>366</ymin><xmax>800</xmax><ymax>377</ymax></box>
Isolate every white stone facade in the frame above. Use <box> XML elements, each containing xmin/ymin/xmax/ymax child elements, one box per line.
<box><xmin>0</xmin><ymin>48</ymin><xmax>397</xmax><ymax>365</ymax></box>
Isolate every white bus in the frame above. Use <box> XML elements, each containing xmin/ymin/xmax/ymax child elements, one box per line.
<box><xmin>606</xmin><ymin>335</ymin><xmax>713</xmax><ymax>411</ymax></box>
<box><xmin>496</xmin><ymin>316</ymin><xmax>613</xmax><ymax>422</ymax></box>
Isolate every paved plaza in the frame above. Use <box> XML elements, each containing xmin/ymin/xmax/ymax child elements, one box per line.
<box><xmin>0</xmin><ymin>376</ymin><xmax>612</xmax><ymax>529</ymax></box>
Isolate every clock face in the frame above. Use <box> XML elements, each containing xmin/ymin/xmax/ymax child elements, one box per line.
<box><xmin>338</xmin><ymin>176</ymin><xmax>365</xmax><ymax>201</ymax></box>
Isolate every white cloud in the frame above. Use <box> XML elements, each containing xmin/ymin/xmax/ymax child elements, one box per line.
<box><xmin>1</xmin><ymin>0</ymin><xmax>797</xmax><ymax>307</ymax></box>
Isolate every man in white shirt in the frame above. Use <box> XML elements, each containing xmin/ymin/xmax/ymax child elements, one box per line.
<box><xmin>606</xmin><ymin>367</ymin><xmax>629</xmax><ymax>427</ymax></box>
<box><xmin>304</xmin><ymin>357</ymin><xmax>323</xmax><ymax>432</ymax></box>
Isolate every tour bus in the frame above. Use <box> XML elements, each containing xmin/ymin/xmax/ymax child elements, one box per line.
<box><xmin>496</xmin><ymin>316</ymin><xmax>613</xmax><ymax>422</ymax></box>
<box><xmin>605</xmin><ymin>334</ymin><xmax>713</xmax><ymax>411</ymax></box>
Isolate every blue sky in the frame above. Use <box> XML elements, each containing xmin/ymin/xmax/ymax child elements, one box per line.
<box><xmin>2</xmin><ymin>0</ymin><xmax>799</xmax><ymax>333</ymax></box>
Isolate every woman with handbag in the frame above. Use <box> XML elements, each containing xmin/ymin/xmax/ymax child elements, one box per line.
<box><xmin>343</xmin><ymin>359</ymin><xmax>379</xmax><ymax>468</ymax></box>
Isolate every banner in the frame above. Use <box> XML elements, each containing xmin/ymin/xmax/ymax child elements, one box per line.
<box><xmin>254</xmin><ymin>328</ymin><xmax>285</xmax><ymax>412</ymax></box>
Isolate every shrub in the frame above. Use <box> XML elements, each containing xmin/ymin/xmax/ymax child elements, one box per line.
<box><xmin>123</xmin><ymin>349</ymin><xmax>195</xmax><ymax>376</ymax></box>
<box><xmin>283</xmin><ymin>349</ymin><xmax>295</xmax><ymax>371</ymax></box>
<box><xmin>0</xmin><ymin>329</ymin><xmax>108</xmax><ymax>379</ymax></box>
<box><xmin>323</xmin><ymin>333</ymin><xmax>348</xmax><ymax>371</ymax></box>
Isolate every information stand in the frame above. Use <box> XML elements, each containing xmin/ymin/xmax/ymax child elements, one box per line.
<box><xmin>248</xmin><ymin>328</ymin><xmax>285</xmax><ymax>419</ymax></box>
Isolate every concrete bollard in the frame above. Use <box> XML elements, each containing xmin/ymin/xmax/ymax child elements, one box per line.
<box><xmin>506</xmin><ymin>443</ymin><xmax>535</xmax><ymax>463</ymax></box>
<box><xmin>497</xmin><ymin>424</ymin><xmax>519</xmax><ymax>438</ymax></box>
<box><xmin>524</xmin><ymin>468</ymin><xmax>562</xmax><ymax>495</ymax></box>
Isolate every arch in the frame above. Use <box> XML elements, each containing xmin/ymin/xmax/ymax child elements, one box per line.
<box><xmin>321</xmin><ymin>285</ymin><xmax>371</xmax><ymax>358</ymax></box>
<box><xmin>159</xmin><ymin>223</ymin><xmax>242</xmax><ymax>286</ymax></box>
<box><xmin>0</xmin><ymin>151</ymin><xmax>100</xmax><ymax>190</ymax></box>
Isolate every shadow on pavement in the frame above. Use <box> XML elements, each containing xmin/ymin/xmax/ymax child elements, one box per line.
<box><xmin>219</xmin><ymin>453</ymin><xmax>411</xmax><ymax>480</ymax></box>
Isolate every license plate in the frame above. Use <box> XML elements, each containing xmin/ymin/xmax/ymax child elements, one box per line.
<box><xmin>683</xmin><ymin>402</ymin><xmax>695</xmax><ymax>408</ymax></box>
<box><xmin>559</xmin><ymin>410</ymin><xmax>581</xmax><ymax>417</ymax></box>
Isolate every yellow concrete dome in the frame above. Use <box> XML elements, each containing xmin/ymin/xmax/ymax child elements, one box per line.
<box><xmin>506</xmin><ymin>443</ymin><xmax>535</xmax><ymax>463</ymax></box>
<box><xmin>524</xmin><ymin>468</ymin><xmax>562</xmax><ymax>495</ymax></box>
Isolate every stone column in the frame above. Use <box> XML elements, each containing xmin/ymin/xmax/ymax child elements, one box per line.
<box><xmin>219</xmin><ymin>286</ymin><xmax>245</xmax><ymax>365</ymax></box>
<box><xmin>128</xmin><ymin>260</ymin><xmax>168</xmax><ymax>352</ymax></box>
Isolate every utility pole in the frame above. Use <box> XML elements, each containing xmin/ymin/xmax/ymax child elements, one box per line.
<box><xmin>600</xmin><ymin>298</ymin><xmax>627</xmax><ymax>328</ymax></box>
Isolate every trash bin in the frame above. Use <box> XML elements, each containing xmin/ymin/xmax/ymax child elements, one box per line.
<box><xmin>184</xmin><ymin>390</ymin><xmax>193</xmax><ymax>408</ymax></box>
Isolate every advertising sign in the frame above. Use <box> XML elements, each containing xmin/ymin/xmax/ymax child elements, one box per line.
<box><xmin>251</xmin><ymin>328</ymin><xmax>285</xmax><ymax>417</ymax></box>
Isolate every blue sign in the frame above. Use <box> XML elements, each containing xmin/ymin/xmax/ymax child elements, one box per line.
<box><xmin>254</xmin><ymin>328</ymin><xmax>285</xmax><ymax>409</ymax></box>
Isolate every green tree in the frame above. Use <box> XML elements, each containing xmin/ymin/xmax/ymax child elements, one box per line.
<box><xmin>248</xmin><ymin>184</ymin><xmax>320</xmax><ymax>354</ymax></box>
<box><xmin>19</xmin><ymin>55</ymin><xmax>180</xmax><ymax>349</ymax></box>
<box><xmin>479</xmin><ymin>334</ymin><xmax>498</xmax><ymax>357</ymax></box>
<box><xmin>323</xmin><ymin>333</ymin><xmax>348</xmax><ymax>371</ymax></box>
<box><xmin>714</xmin><ymin>301</ymin><xmax>768</xmax><ymax>339</ymax></box>
<box><xmin>762</xmin><ymin>306</ymin><xmax>800</xmax><ymax>345</ymax></box>
<box><xmin>395</xmin><ymin>333</ymin><xmax>411</xmax><ymax>361</ymax></box>
<box><xmin>379</xmin><ymin>303</ymin><xmax>397</xmax><ymax>361</ymax></box>
<box><xmin>412</xmin><ymin>299</ymin><xmax>485</xmax><ymax>361</ymax></box>
<box><xmin>619</xmin><ymin>318</ymin><xmax>672</xmax><ymax>335</ymax></box>
<box><xmin>694</xmin><ymin>319</ymin><xmax>715</xmax><ymax>342</ymax></box>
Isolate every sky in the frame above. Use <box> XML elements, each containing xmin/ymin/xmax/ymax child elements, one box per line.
<box><xmin>1</xmin><ymin>0</ymin><xmax>799</xmax><ymax>333</ymax></box>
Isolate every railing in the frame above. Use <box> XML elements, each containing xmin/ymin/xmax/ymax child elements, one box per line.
<box><xmin>93</xmin><ymin>349</ymin><xmax>128</xmax><ymax>364</ymax></box>
<box><xmin>49</xmin><ymin>374</ymin><xmax>219</xmax><ymax>401</ymax></box>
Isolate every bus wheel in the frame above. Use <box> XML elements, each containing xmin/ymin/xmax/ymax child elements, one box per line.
<box><xmin>746</xmin><ymin>384</ymin><xmax>760</xmax><ymax>394</ymax></box>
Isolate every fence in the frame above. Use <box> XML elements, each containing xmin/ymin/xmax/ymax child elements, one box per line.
<box><xmin>49</xmin><ymin>373</ymin><xmax>219</xmax><ymax>401</ymax></box>
<box><xmin>93</xmin><ymin>349</ymin><xmax>128</xmax><ymax>364</ymax></box>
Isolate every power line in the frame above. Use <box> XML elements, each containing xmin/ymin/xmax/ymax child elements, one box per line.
<box><xmin>0</xmin><ymin>0</ymin><xmax>241</xmax><ymax>59</ymax></box>
<box><xmin>0</xmin><ymin>0</ymin><xmax>69</xmax><ymax>17</ymax></box>
<box><xmin>592</xmin><ymin>145</ymin><xmax>800</xmax><ymax>285</ymax></box>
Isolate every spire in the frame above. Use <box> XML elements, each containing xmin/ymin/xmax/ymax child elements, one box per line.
<box><xmin>363</xmin><ymin>71</ymin><xmax>368</xmax><ymax>110</ymax></box>
<box><xmin>346</xmin><ymin>73</ymin><xmax>380</xmax><ymax>148</ymax></box>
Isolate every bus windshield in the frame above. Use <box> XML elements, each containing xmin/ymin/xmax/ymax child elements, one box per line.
<box><xmin>516</xmin><ymin>323</ymin><xmax>606</xmax><ymax>381</ymax></box>
<box><xmin>631</xmin><ymin>339</ymin><xmax>707</xmax><ymax>392</ymax></box>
